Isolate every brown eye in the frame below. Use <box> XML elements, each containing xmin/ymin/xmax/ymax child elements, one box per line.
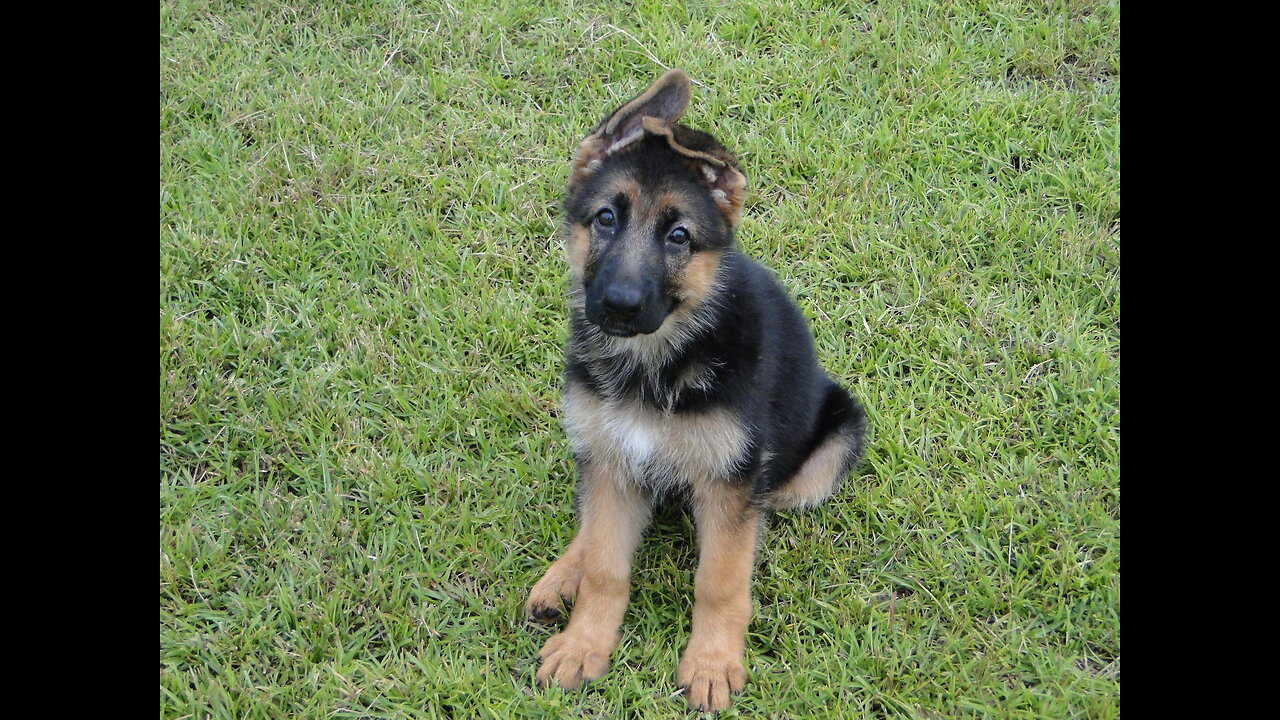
<box><xmin>595</xmin><ymin>208</ymin><xmax>615</xmax><ymax>227</ymax></box>
<box><xmin>667</xmin><ymin>227</ymin><xmax>690</xmax><ymax>246</ymax></box>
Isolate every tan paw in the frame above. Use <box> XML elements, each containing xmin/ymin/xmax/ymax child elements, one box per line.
<box><xmin>535</xmin><ymin>631</ymin><xmax>612</xmax><ymax>690</ymax></box>
<box><xmin>526</xmin><ymin>562</ymin><xmax>583</xmax><ymax>623</ymax></box>
<box><xmin>676</xmin><ymin>651</ymin><xmax>747</xmax><ymax>712</ymax></box>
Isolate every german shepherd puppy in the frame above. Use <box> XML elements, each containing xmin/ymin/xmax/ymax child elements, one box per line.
<box><xmin>528</xmin><ymin>69</ymin><xmax>867</xmax><ymax>712</ymax></box>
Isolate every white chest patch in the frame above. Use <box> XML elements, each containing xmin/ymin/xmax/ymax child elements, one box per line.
<box><xmin>562</xmin><ymin>384</ymin><xmax>749</xmax><ymax>490</ymax></box>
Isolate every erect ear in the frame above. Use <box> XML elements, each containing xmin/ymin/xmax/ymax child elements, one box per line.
<box><xmin>600</xmin><ymin>69</ymin><xmax>690</xmax><ymax>137</ymax></box>
<box><xmin>570</xmin><ymin>69</ymin><xmax>692</xmax><ymax>184</ymax></box>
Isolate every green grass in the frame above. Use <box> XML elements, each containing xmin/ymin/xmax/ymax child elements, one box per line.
<box><xmin>160</xmin><ymin>1</ymin><xmax>1119</xmax><ymax>717</ymax></box>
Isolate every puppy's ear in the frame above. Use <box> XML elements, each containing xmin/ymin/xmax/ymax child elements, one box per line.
<box><xmin>701</xmin><ymin>160</ymin><xmax>748</xmax><ymax>229</ymax></box>
<box><xmin>600</xmin><ymin>69</ymin><xmax>690</xmax><ymax>137</ymax></box>
<box><xmin>570</xmin><ymin>69</ymin><xmax>691</xmax><ymax>183</ymax></box>
<box><xmin>641</xmin><ymin>119</ymin><xmax>748</xmax><ymax>228</ymax></box>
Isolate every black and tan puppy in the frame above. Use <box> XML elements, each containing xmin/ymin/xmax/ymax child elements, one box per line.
<box><xmin>528</xmin><ymin>69</ymin><xmax>867</xmax><ymax>712</ymax></box>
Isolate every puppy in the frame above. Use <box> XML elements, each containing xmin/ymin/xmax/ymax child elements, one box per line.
<box><xmin>528</xmin><ymin>69</ymin><xmax>867</xmax><ymax>712</ymax></box>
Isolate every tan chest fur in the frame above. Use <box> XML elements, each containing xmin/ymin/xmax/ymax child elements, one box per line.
<box><xmin>562</xmin><ymin>382</ymin><xmax>749</xmax><ymax>490</ymax></box>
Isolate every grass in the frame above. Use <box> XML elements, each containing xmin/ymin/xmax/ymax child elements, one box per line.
<box><xmin>159</xmin><ymin>1</ymin><xmax>1120</xmax><ymax>717</ymax></box>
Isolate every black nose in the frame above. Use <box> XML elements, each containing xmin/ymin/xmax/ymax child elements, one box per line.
<box><xmin>602</xmin><ymin>285</ymin><xmax>644</xmax><ymax>316</ymax></box>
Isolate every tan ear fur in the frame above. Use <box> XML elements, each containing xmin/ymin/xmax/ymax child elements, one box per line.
<box><xmin>639</xmin><ymin>117</ymin><xmax>726</xmax><ymax>167</ymax></box>
<box><xmin>709</xmin><ymin>164</ymin><xmax>747</xmax><ymax>228</ymax></box>
<box><xmin>602</xmin><ymin>69</ymin><xmax>690</xmax><ymax>135</ymax></box>
<box><xmin>569</xmin><ymin>70</ymin><xmax>747</xmax><ymax>228</ymax></box>
<box><xmin>571</xmin><ymin>70</ymin><xmax>692</xmax><ymax>184</ymax></box>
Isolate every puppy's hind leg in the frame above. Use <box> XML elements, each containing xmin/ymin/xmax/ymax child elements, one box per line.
<box><xmin>769</xmin><ymin>382</ymin><xmax>867</xmax><ymax>511</ymax></box>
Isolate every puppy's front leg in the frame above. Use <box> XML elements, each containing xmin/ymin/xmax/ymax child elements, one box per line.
<box><xmin>677</xmin><ymin>482</ymin><xmax>760</xmax><ymax>712</ymax></box>
<box><xmin>533</xmin><ymin>462</ymin><xmax>652</xmax><ymax>690</ymax></box>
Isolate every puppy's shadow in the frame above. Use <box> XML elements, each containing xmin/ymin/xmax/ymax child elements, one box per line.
<box><xmin>634</xmin><ymin>498</ymin><xmax>807</xmax><ymax>577</ymax></box>
<box><xmin>633</xmin><ymin>497</ymin><xmax>698</xmax><ymax>582</ymax></box>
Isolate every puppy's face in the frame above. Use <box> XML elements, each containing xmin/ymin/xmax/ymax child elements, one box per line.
<box><xmin>565</xmin><ymin>71</ymin><xmax>746</xmax><ymax>338</ymax></box>
<box><xmin>567</xmin><ymin>147</ymin><xmax>731</xmax><ymax>336</ymax></box>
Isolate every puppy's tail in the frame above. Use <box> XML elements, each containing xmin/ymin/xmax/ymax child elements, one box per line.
<box><xmin>769</xmin><ymin>382</ymin><xmax>867</xmax><ymax>510</ymax></box>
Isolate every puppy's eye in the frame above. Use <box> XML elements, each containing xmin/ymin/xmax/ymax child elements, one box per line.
<box><xmin>667</xmin><ymin>227</ymin><xmax>690</xmax><ymax>246</ymax></box>
<box><xmin>595</xmin><ymin>209</ymin><xmax>615</xmax><ymax>227</ymax></box>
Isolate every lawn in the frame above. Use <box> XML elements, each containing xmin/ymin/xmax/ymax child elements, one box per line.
<box><xmin>159</xmin><ymin>1</ymin><xmax>1120</xmax><ymax>717</ymax></box>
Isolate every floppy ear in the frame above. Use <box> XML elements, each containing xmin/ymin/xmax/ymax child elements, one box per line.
<box><xmin>639</xmin><ymin>118</ymin><xmax>748</xmax><ymax>228</ymax></box>
<box><xmin>702</xmin><ymin>160</ymin><xmax>748</xmax><ymax>229</ymax></box>
<box><xmin>570</xmin><ymin>69</ymin><xmax>692</xmax><ymax>183</ymax></box>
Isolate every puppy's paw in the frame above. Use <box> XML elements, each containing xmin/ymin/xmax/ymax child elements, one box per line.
<box><xmin>676</xmin><ymin>651</ymin><xmax>747</xmax><ymax>712</ymax></box>
<box><xmin>526</xmin><ymin>562</ymin><xmax>583</xmax><ymax>623</ymax></box>
<box><xmin>535</xmin><ymin>631</ymin><xmax>611</xmax><ymax>690</ymax></box>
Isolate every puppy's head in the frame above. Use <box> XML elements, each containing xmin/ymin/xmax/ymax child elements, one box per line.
<box><xmin>564</xmin><ymin>70</ymin><xmax>747</xmax><ymax>338</ymax></box>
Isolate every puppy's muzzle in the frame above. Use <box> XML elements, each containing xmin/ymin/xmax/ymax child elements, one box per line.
<box><xmin>602</xmin><ymin>284</ymin><xmax>645</xmax><ymax>319</ymax></box>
